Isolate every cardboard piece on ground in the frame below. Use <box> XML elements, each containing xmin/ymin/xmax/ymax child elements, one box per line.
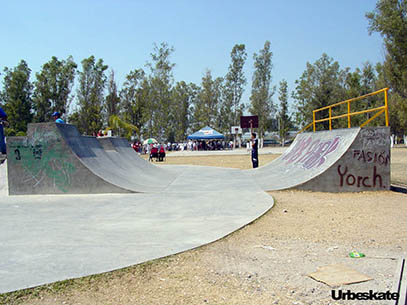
<box><xmin>308</xmin><ymin>264</ymin><xmax>373</xmax><ymax>287</ymax></box>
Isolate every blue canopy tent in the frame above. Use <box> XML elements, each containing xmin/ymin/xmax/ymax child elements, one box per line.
<box><xmin>187</xmin><ymin>126</ymin><xmax>225</xmax><ymax>140</ymax></box>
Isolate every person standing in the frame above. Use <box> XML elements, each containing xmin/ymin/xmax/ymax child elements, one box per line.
<box><xmin>251</xmin><ymin>132</ymin><xmax>259</xmax><ymax>168</ymax></box>
<box><xmin>0</xmin><ymin>106</ymin><xmax>8</xmax><ymax>156</ymax></box>
<box><xmin>52</xmin><ymin>112</ymin><xmax>65</xmax><ymax>124</ymax></box>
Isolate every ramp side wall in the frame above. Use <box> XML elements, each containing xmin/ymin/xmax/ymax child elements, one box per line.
<box><xmin>297</xmin><ymin>127</ymin><xmax>390</xmax><ymax>192</ymax></box>
<box><xmin>7</xmin><ymin>123</ymin><xmax>131</xmax><ymax>195</ymax></box>
<box><xmin>254</xmin><ymin>128</ymin><xmax>360</xmax><ymax>191</ymax></box>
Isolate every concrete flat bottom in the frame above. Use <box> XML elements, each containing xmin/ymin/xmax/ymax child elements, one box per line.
<box><xmin>0</xmin><ymin>163</ymin><xmax>274</xmax><ymax>293</ymax></box>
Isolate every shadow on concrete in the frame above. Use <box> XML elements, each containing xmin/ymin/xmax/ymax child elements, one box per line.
<box><xmin>391</xmin><ymin>184</ymin><xmax>407</xmax><ymax>194</ymax></box>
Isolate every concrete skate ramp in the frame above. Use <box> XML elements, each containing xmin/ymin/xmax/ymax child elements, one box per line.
<box><xmin>253</xmin><ymin>126</ymin><xmax>390</xmax><ymax>192</ymax></box>
<box><xmin>97</xmin><ymin>137</ymin><xmax>171</xmax><ymax>182</ymax></box>
<box><xmin>7</xmin><ymin>123</ymin><xmax>178</xmax><ymax>195</ymax></box>
<box><xmin>6</xmin><ymin>123</ymin><xmax>390</xmax><ymax>195</ymax></box>
<box><xmin>0</xmin><ymin>124</ymin><xmax>391</xmax><ymax>293</ymax></box>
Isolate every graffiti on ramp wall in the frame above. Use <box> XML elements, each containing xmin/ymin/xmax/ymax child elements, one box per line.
<box><xmin>8</xmin><ymin>129</ymin><xmax>76</xmax><ymax>192</ymax></box>
<box><xmin>282</xmin><ymin>136</ymin><xmax>341</xmax><ymax>170</ymax></box>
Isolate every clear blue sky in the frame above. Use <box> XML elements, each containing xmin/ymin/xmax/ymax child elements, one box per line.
<box><xmin>1</xmin><ymin>0</ymin><xmax>383</xmax><ymax>111</ymax></box>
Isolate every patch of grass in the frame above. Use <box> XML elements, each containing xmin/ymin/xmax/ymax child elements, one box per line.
<box><xmin>0</xmin><ymin>252</ymin><xmax>188</xmax><ymax>305</ymax></box>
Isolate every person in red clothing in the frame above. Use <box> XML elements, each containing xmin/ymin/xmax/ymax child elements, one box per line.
<box><xmin>149</xmin><ymin>145</ymin><xmax>159</xmax><ymax>161</ymax></box>
<box><xmin>132</xmin><ymin>141</ymin><xmax>139</xmax><ymax>152</ymax></box>
<box><xmin>158</xmin><ymin>145</ymin><xmax>166</xmax><ymax>162</ymax></box>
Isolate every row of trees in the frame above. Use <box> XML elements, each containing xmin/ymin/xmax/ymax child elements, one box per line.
<box><xmin>0</xmin><ymin>42</ymin><xmax>277</xmax><ymax>142</ymax></box>
<box><xmin>1</xmin><ymin>0</ymin><xmax>406</xmax><ymax>141</ymax></box>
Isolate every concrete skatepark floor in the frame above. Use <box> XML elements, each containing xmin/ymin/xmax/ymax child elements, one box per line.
<box><xmin>2</xmin><ymin>148</ymin><xmax>407</xmax><ymax>305</ymax></box>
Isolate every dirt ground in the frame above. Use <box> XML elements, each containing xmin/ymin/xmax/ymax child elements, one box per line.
<box><xmin>2</xmin><ymin>148</ymin><xmax>407</xmax><ymax>305</ymax></box>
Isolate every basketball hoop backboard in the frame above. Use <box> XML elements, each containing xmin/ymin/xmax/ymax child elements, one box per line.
<box><xmin>231</xmin><ymin>126</ymin><xmax>242</xmax><ymax>134</ymax></box>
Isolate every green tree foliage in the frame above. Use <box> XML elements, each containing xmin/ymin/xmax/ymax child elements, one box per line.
<box><xmin>75</xmin><ymin>56</ymin><xmax>108</xmax><ymax>135</ymax></box>
<box><xmin>367</xmin><ymin>0</ymin><xmax>407</xmax><ymax>98</ymax></box>
<box><xmin>32</xmin><ymin>56</ymin><xmax>77</xmax><ymax>122</ymax></box>
<box><xmin>293</xmin><ymin>53</ymin><xmax>347</xmax><ymax>130</ymax></box>
<box><xmin>249</xmin><ymin>41</ymin><xmax>275</xmax><ymax>138</ymax></box>
<box><xmin>192</xmin><ymin>70</ymin><xmax>223</xmax><ymax>131</ymax></box>
<box><xmin>171</xmin><ymin>81</ymin><xmax>198</xmax><ymax>142</ymax></box>
<box><xmin>367</xmin><ymin>0</ymin><xmax>407</xmax><ymax>134</ymax></box>
<box><xmin>107</xmin><ymin>114</ymin><xmax>139</xmax><ymax>140</ymax></box>
<box><xmin>104</xmin><ymin>70</ymin><xmax>121</xmax><ymax>120</ymax></box>
<box><xmin>1</xmin><ymin>60</ymin><xmax>33</xmax><ymax>133</ymax></box>
<box><xmin>343</xmin><ymin>62</ymin><xmax>385</xmax><ymax>127</ymax></box>
<box><xmin>67</xmin><ymin>111</ymin><xmax>81</xmax><ymax>129</ymax></box>
<box><xmin>375</xmin><ymin>62</ymin><xmax>406</xmax><ymax>134</ymax></box>
<box><xmin>277</xmin><ymin>80</ymin><xmax>292</xmax><ymax>145</ymax></box>
<box><xmin>120</xmin><ymin>68</ymin><xmax>146</xmax><ymax>138</ymax></box>
<box><xmin>220</xmin><ymin>44</ymin><xmax>247</xmax><ymax>133</ymax></box>
<box><xmin>146</xmin><ymin>42</ymin><xmax>175</xmax><ymax>142</ymax></box>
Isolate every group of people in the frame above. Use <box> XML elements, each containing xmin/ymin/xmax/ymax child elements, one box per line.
<box><xmin>130</xmin><ymin>133</ymin><xmax>258</xmax><ymax>167</ymax></box>
<box><xmin>148</xmin><ymin>144</ymin><xmax>166</xmax><ymax>162</ymax></box>
<box><xmin>131</xmin><ymin>142</ymin><xmax>166</xmax><ymax>162</ymax></box>
<box><xmin>131</xmin><ymin>140</ymin><xmax>238</xmax><ymax>153</ymax></box>
<box><xmin>0</xmin><ymin>108</ymin><xmax>259</xmax><ymax>168</ymax></box>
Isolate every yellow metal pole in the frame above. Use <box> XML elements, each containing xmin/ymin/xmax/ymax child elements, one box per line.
<box><xmin>347</xmin><ymin>101</ymin><xmax>351</xmax><ymax>128</ymax></box>
<box><xmin>313</xmin><ymin>111</ymin><xmax>316</xmax><ymax>132</ymax></box>
<box><xmin>360</xmin><ymin>109</ymin><xmax>385</xmax><ymax>128</ymax></box>
<box><xmin>329</xmin><ymin>107</ymin><xmax>332</xmax><ymax>130</ymax></box>
<box><xmin>384</xmin><ymin>89</ymin><xmax>389</xmax><ymax>127</ymax></box>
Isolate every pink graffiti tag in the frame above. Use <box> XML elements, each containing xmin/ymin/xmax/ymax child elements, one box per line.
<box><xmin>283</xmin><ymin>136</ymin><xmax>341</xmax><ymax>169</ymax></box>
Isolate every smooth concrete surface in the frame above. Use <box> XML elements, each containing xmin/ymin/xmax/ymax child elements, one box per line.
<box><xmin>7</xmin><ymin>125</ymin><xmax>132</xmax><ymax>195</ymax></box>
<box><xmin>252</xmin><ymin>128</ymin><xmax>360</xmax><ymax>191</ymax></box>
<box><xmin>1</xmin><ymin>124</ymin><xmax>391</xmax><ymax>293</ymax></box>
<box><xmin>296</xmin><ymin>127</ymin><xmax>391</xmax><ymax>192</ymax></box>
<box><xmin>7</xmin><ymin>124</ymin><xmax>180</xmax><ymax>195</ymax></box>
<box><xmin>9</xmin><ymin>123</ymin><xmax>390</xmax><ymax>195</ymax></box>
<box><xmin>0</xmin><ymin>160</ymin><xmax>7</xmax><ymax>196</ymax></box>
<box><xmin>0</xmin><ymin>161</ymin><xmax>273</xmax><ymax>293</ymax></box>
<box><xmin>252</xmin><ymin>127</ymin><xmax>391</xmax><ymax>192</ymax></box>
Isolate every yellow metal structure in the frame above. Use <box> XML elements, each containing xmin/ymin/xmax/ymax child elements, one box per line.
<box><xmin>299</xmin><ymin>88</ymin><xmax>389</xmax><ymax>133</ymax></box>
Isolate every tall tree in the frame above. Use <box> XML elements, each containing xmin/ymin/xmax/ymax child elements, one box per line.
<box><xmin>104</xmin><ymin>70</ymin><xmax>121</xmax><ymax>120</ymax></box>
<box><xmin>366</xmin><ymin>0</ymin><xmax>407</xmax><ymax>134</ymax></box>
<box><xmin>366</xmin><ymin>0</ymin><xmax>407</xmax><ymax>98</ymax></box>
<box><xmin>32</xmin><ymin>56</ymin><xmax>77</xmax><ymax>122</ymax></box>
<box><xmin>192</xmin><ymin>70</ymin><xmax>223</xmax><ymax>131</ymax></box>
<box><xmin>249</xmin><ymin>41</ymin><xmax>275</xmax><ymax>139</ymax></box>
<box><xmin>1</xmin><ymin>60</ymin><xmax>33</xmax><ymax>134</ymax></box>
<box><xmin>75</xmin><ymin>56</ymin><xmax>108</xmax><ymax>135</ymax></box>
<box><xmin>171</xmin><ymin>81</ymin><xmax>198</xmax><ymax>142</ymax></box>
<box><xmin>146</xmin><ymin>42</ymin><xmax>175</xmax><ymax>141</ymax></box>
<box><xmin>293</xmin><ymin>53</ymin><xmax>347</xmax><ymax>130</ymax></box>
<box><xmin>375</xmin><ymin>61</ymin><xmax>406</xmax><ymax>134</ymax></box>
<box><xmin>345</xmin><ymin>62</ymin><xmax>383</xmax><ymax>127</ymax></box>
<box><xmin>278</xmin><ymin>80</ymin><xmax>291</xmax><ymax>145</ymax></box>
<box><xmin>221</xmin><ymin>44</ymin><xmax>247</xmax><ymax>133</ymax></box>
<box><xmin>120</xmin><ymin>68</ymin><xmax>146</xmax><ymax>137</ymax></box>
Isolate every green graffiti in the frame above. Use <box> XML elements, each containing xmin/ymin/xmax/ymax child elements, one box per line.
<box><xmin>9</xmin><ymin>129</ymin><xmax>76</xmax><ymax>193</ymax></box>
